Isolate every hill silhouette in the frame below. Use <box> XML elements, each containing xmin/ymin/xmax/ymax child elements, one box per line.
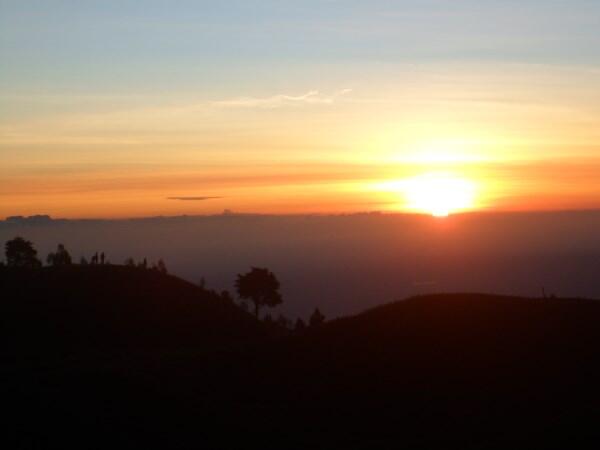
<box><xmin>2</xmin><ymin>268</ymin><xmax>600</xmax><ymax>449</ymax></box>
<box><xmin>1</xmin><ymin>265</ymin><xmax>267</xmax><ymax>356</ymax></box>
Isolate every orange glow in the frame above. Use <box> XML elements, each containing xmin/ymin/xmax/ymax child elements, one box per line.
<box><xmin>3</xmin><ymin>61</ymin><xmax>600</xmax><ymax>219</ymax></box>
<box><xmin>375</xmin><ymin>172</ymin><xmax>478</xmax><ymax>217</ymax></box>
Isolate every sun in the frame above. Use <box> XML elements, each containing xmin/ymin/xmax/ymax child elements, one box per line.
<box><xmin>402</xmin><ymin>172</ymin><xmax>476</xmax><ymax>217</ymax></box>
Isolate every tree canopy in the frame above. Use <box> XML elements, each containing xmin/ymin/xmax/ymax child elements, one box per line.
<box><xmin>235</xmin><ymin>267</ymin><xmax>282</xmax><ymax>318</ymax></box>
<box><xmin>5</xmin><ymin>237</ymin><xmax>41</xmax><ymax>268</ymax></box>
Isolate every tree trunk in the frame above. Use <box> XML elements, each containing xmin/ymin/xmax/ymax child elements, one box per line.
<box><xmin>255</xmin><ymin>303</ymin><xmax>260</xmax><ymax>319</ymax></box>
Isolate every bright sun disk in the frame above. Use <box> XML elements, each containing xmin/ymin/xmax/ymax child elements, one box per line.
<box><xmin>402</xmin><ymin>172</ymin><xmax>476</xmax><ymax>217</ymax></box>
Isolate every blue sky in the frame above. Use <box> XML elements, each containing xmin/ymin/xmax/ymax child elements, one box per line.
<box><xmin>2</xmin><ymin>0</ymin><xmax>599</xmax><ymax>94</ymax></box>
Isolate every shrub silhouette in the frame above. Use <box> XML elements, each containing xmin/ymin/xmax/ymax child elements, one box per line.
<box><xmin>5</xmin><ymin>237</ymin><xmax>41</xmax><ymax>268</ymax></box>
<box><xmin>276</xmin><ymin>314</ymin><xmax>291</xmax><ymax>329</ymax></box>
<box><xmin>294</xmin><ymin>318</ymin><xmax>307</xmax><ymax>332</ymax></box>
<box><xmin>235</xmin><ymin>267</ymin><xmax>282</xmax><ymax>318</ymax></box>
<box><xmin>47</xmin><ymin>244</ymin><xmax>73</xmax><ymax>266</ymax></box>
<box><xmin>124</xmin><ymin>257</ymin><xmax>136</xmax><ymax>267</ymax></box>
<box><xmin>263</xmin><ymin>313</ymin><xmax>274</xmax><ymax>324</ymax></box>
<box><xmin>309</xmin><ymin>308</ymin><xmax>326</xmax><ymax>327</ymax></box>
<box><xmin>220</xmin><ymin>290</ymin><xmax>234</xmax><ymax>304</ymax></box>
<box><xmin>156</xmin><ymin>259</ymin><xmax>168</xmax><ymax>274</ymax></box>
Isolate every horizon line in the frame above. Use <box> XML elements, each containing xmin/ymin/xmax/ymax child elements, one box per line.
<box><xmin>4</xmin><ymin>208</ymin><xmax>600</xmax><ymax>223</ymax></box>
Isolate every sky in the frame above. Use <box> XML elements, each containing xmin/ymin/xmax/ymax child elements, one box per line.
<box><xmin>2</xmin><ymin>0</ymin><xmax>600</xmax><ymax>218</ymax></box>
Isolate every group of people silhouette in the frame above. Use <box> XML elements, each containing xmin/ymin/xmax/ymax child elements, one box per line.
<box><xmin>90</xmin><ymin>252</ymin><xmax>106</xmax><ymax>265</ymax></box>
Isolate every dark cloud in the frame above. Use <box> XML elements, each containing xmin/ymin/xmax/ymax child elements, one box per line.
<box><xmin>167</xmin><ymin>196</ymin><xmax>223</xmax><ymax>201</ymax></box>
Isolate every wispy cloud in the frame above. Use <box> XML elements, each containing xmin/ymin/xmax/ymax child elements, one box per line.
<box><xmin>167</xmin><ymin>196</ymin><xmax>223</xmax><ymax>201</ymax></box>
<box><xmin>211</xmin><ymin>89</ymin><xmax>352</xmax><ymax>109</ymax></box>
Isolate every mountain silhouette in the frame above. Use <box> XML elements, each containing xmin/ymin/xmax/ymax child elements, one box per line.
<box><xmin>2</xmin><ymin>268</ymin><xmax>600</xmax><ymax>449</ymax></box>
<box><xmin>1</xmin><ymin>265</ymin><xmax>267</xmax><ymax>356</ymax></box>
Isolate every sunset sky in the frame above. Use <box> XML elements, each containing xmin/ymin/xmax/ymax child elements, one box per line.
<box><xmin>2</xmin><ymin>1</ymin><xmax>600</xmax><ymax>218</ymax></box>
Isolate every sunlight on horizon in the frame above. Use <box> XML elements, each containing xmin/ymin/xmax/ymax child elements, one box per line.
<box><xmin>376</xmin><ymin>172</ymin><xmax>478</xmax><ymax>217</ymax></box>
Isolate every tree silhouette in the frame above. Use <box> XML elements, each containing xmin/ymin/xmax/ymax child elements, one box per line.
<box><xmin>124</xmin><ymin>257</ymin><xmax>136</xmax><ymax>267</ymax></box>
<box><xmin>46</xmin><ymin>244</ymin><xmax>72</xmax><ymax>266</ymax></box>
<box><xmin>235</xmin><ymin>267</ymin><xmax>282</xmax><ymax>318</ymax></box>
<box><xmin>5</xmin><ymin>237</ymin><xmax>41</xmax><ymax>268</ymax></box>
<box><xmin>309</xmin><ymin>308</ymin><xmax>326</xmax><ymax>327</ymax></box>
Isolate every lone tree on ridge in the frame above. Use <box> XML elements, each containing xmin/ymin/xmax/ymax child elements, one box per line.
<box><xmin>235</xmin><ymin>267</ymin><xmax>282</xmax><ymax>318</ymax></box>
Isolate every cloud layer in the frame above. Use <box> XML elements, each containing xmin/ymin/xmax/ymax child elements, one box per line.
<box><xmin>211</xmin><ymin>89</ymin><xmax>352</xmax><ymax>109</ymax></box>
<box><xmin>167</xmin><ymin>196</ymin><xmax>223</xmax><ymax>201</ymax></box>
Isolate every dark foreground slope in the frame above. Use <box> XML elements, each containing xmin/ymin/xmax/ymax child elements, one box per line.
<box><xmin>1</xmin><ymin>265</ymin><xmax>266</xmax><ymax>355</ymax></box>
<box><xmin>2</xmin><ymin>268</ymin><xmax>600</xmax><ymax>449</ymax></box>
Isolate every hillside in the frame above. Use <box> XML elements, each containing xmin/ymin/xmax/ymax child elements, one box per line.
<box><xmin>263</xmin><ymin>294</ymin><xmax>600</xmax><ymax>448</ymax></box>
<box><xmin>2</xmin><ymin>269</ymin><xmax>600</xmax><ymax>449</ymax></box>
<box><xmin>299</xmin><ymin>293</ymin><xmax>600</xmax><ymax>375</ymax></box>
<box><xmin>0</xmin><ymin>265</ymin><xmax>267</xmax><ymax>356</ymax></box>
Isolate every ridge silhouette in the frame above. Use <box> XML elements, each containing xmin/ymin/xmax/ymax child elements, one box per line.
<box><xmin>2</xmin><ymin>265</ymin><xmax>600</xmax><ymax>448</ymax></box>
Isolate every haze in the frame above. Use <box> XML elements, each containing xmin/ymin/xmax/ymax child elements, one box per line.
<box><xmin>3</xmin><ymin>211</ymin><xmax>599</xmax><ymax>319</ymax></box>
